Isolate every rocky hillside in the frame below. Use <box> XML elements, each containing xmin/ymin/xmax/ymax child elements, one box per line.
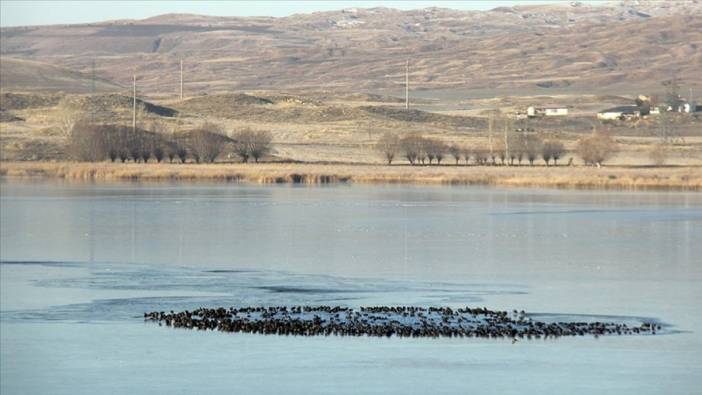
<box><xmin>1</xmin><ymin>0</ymin><xmax>700</xmax><ymax>95</ymax></box>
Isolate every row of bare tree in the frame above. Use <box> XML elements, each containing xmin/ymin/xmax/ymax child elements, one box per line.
<box><xmin>376</xmin><ymin>132</ymin><xmax>578</xmax><ymax>166</ymax></box>
<box><xmin>66</xmin><ymin>121</ymin><xmax>273</xmax><ymax>163</ymax></box>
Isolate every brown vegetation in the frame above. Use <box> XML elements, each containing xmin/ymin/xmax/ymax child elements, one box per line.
<box><xmin>388</xmin><ymin>131</ymin><xmax>577</xmax><ymax>168</ymax></box>
<box><xmin>61</xmin><ymin>120</ymin><xmax>276</xmax><ymax>165</ymax></box>
<box><xmin>66</xmin><ymin>121</ymin><xmax>175</xmax><ymax>163</ymax></box>
<box><xmin>542</xmin><ymin>140</ymin><xmax>566</xmax><ymax>166</ymax></box>
<box><xmin>231</xmin><ymin>129</ymin><xmax>273</xmax><ymax>163</ymax></box>
<box><xmin>2</xmin><ymin>162</ymin><xmax>700</xmax><ymax>191</ymax></box>
<box><xmin>376</xmin><ymin>132</ymin><xmax>400</xmax><ymax>165</ymax></box>
<box><xmin>190</xmin><ymin>123</ymin><xmax>229</xmax><ymax>163</ymax></box>
<box><xmin>576</xmin><ymin>132</ymin><xmax>618</xmax><ymax>167</ymax></box>
<box><xmin>648</xmin><ymin>143</ymin><xmax>669</xmax><ymax>166</ymax></box>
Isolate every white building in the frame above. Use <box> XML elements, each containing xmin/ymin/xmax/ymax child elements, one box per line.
<box><xmin>527</xmin><ymin>106</ymin><xmax>569</xmax><ymax>117</ymax></box>
<box><xmin>544</xmin><ymin>107</ymin><xmax>568</xmax><ymax>116</ymax></box>
<box><xmin>597</xmin><ymin>106</ymin><xmax>641</xmax><ymax>120</ymax></box>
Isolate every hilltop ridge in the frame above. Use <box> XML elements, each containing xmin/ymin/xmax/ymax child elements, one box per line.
<box><xmin>1</xmin><ymin>1</ymin><xmax>700</xmax><ymax>95</ymax></box>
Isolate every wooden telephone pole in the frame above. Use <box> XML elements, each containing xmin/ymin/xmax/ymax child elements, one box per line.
<box><xmin>405</xmin><ymin>59</ymin><xmax>409</xmax><ymax>111</ymax></box>
<box><xmin>488</xmin><ymin>111</ymin><xmax>493</xmax><ymax>163</ymax></box>
<box><xmin>90</xmin><ymin>59</ymin><xmax>96</xmax><ymax>121</ymax></box>
<box><xmin>180</xmin><ymin>59</ymin><xmax>184</xmax><ymax>101</ymax></box>
<box><xmin>503</xmin><ymin>116</ymin><xmax>510</xmax><ymax>165</ymax></box>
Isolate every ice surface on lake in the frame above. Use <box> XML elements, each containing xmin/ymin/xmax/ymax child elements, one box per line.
<box><xmin>1</xmin><ymin>181</ymin><xmax>701</xmax><ymax>394</ymax></box>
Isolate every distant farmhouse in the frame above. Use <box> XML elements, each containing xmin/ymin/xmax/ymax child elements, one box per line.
<box><xmin>681</xmin><ymin>102</ymin><xmax>697</xmax><ymax>113</ymax></box>
<box><xmin>527</xmin><ymin>106</ymin><xmax>568</xmax><ymax>118</ymax></box>
<box><xmin>597</xmin><ymin>93</ymin><xmax>698</xmax><ymax>121</ymax></box>
<box><xmin>597</xmin><ymin>106</ymin><xmax>641</xmax><ymax>121</ymax></box>
<box><xmin>665</xmin><ymin>91</ymin><xmax>697</xmax><ymax>113</ymax></box>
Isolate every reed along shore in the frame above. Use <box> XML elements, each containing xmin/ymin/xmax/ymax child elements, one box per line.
<box><xmin>1</xmin><ymin>161</ymin><xmax>701</xmax><ymax>191</ymax></box>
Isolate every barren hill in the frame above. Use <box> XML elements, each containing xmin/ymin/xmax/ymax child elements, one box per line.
<box><xmin>0</xmin><ymin>58</ymin><xmax>122</xmax><ymax>93</ymax></box>
<box><xmin>1</xmin><ymin>0</ymin><xmax>700</xmax><ymax>96</ymax></box>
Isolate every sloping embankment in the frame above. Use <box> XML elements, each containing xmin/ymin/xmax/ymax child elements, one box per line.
<box><xmin>1</xmin><ymin>162</ymin><xmax>700</xmax><ymax>191</ymax></box>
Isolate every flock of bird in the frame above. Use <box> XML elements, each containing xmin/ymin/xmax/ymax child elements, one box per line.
<box><xmin>144</xmin><ymin>306</ymin><xmax>662</xmax><ymax>339</ymax></box>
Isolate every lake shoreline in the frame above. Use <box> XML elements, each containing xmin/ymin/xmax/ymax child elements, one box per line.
<box><xmin>1</xmin><ymin>161</ymin><xmax>701</xmax><ymax>191</ymax></box>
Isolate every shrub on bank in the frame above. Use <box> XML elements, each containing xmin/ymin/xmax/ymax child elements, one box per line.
<box><xmin>576</xmin><ymin>132</ymin><xmax>617</xmax><ymax>167</ymax></box>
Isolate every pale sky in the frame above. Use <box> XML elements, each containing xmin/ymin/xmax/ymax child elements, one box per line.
<box><xmin>0</xmin><ymin>1</ymin><xmax>605</xmax><ymax>27</ymax></box>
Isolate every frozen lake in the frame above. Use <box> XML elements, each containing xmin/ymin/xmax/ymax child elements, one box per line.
<box><xmin>1</xmin><ymin>181</ymin><xmax>701</xmax><ymax>394</ymax></box>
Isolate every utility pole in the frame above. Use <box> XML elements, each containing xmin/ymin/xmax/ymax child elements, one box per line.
<box><xmin>180</xmin><ymin>59</ymin><xmax>184</xmax><ymax>101</ymax></box>
<box><xmin>488</xmin><ymin>111</ymin><xmax>494</xmax><ymax>164</ymax></box>
<box><xmin>90</xmin><ymin>59</ymin><xmax>96</xmax><ymax>122</ymax></box>
<box><xmin>503</xmin><ymin>116</ymin><xmax>509</xmax><ymax>166</ymax></box>
<box><xmin>405</xmin><ymin>59</ymin><xmax>409</xmax><ymax>111</ymax></box>
<box><xmin>132</xmin><ymin>72</ymin><xmax>137</xmax><ymax>132</ymax></box>
<box><xmin>523</xmin><ymin>111</ymin><xmax>529</xmax><ymax>138</ymax></box>
<box><xmin>91</xmin><ymin>60</ymin><xmax>96</xmax><ymax>96</ymax></box>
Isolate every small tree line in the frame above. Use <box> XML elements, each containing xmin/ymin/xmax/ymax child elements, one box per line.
<box><xmin>376</xmin><ymin>132</ymin><xmax>573</xmax><ymax>166</ymax></box>
<box><xmin>66</xmin><ymin>121</ymin><xmax>273</xmax><ymax>163</ymax></box>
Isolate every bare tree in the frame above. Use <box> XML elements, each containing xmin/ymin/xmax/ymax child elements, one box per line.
<box><xmin>400</xmin><ymin>133</ymin><xmax>423</xmax><ymax>165</ymax></box>
<box><xmin>231</xmin><ymin>129</ymin><xmax>254</xmax><ymax>163</ymax></box>
<box><xmin>502</xmin><ymin>115</ymin><xmax>513</xmax><ymax>165</ymax></box>
<box><xmin>111</xmin><ymin>127</ymin><xmax>131</xmax><ymax>162</ymax></box>
<box><xmin>231</xmin><ymin>129</ymin><xmax>273</xmax><ymax>163</ymax></box>
<box><xmin>68</xmin><ymin>122</ymin><xmax>172</xmax><ymax>164</ymax></box>
<box><xmin>550</xmin><ymin>141</ymin><xmax>565</xmax><ymax>166</ymax></box>
<box><xmin>425</xmin><ymin>138</ymin><xmax>437</xmax><ymax>164</ymax></box>
<box><xmin>462</xmin><ymin>147</ymin><xmax>473</xmax><ymax>165</ymax></box>
<box><xmin>66</xmin><ymin>121</ymin><xmax>109</xmax><ymax>161</ymax></box>
<box><xmin>487</xmin><ymin>109</ymin><xmax>500</xmax><ymax>165</ymax></box>
<box><xmin>474</xmin><ymin>148</ymin><xmax>489</xmax><ymax>165</ymax></box>
<box><xmin>507</xmin><ymin>134</ymin><xmax>524</xmax><ymax>165</ymax></box>
<box><xmin>56</xmin><ymin>106</ymin><xmax>84</xmax><ymax>139</ymax></box>
<box><xmin>577</xmin><ymin>132</ymin><xmax>617</xmax><ymax>167</ymax></box>
<box><xmin>152</xmin><ymin>144</ymin><xmax>165</xmax><ymax>163</ymax></box>
<box><xmin>524</xmin><ymin>135</ymin><xmax>543</xmax><ymax>166</ymax></box>
<box><xmin>376</xmin><ymin>132</ymin><xmax>400</xmax><ymax>164</ymax></box>
<box><xmin>67</xmin><ymin>122</ymin><xmax>140</xmax><ymax>162</ymax></box>
<box><xmin>147</xmin><ymin>120</ymin><xmax>168</xmax><ymax>163</ymax></box>
<box><xmin>542</xmin><ymin>140</ymin><xmax>565</xmax><ymax>166</ymax></box>
<box><xmin>175</xmin><ymin>143</ymin><xmax>188</xmax><ymax>163</ymax></box>
<box><xmin>495</xmin><ymin>140</ymin><xmax>507</xmax><ymax>165</ymax></box>
<box><xmin>139</xmin><ymin>138</ymin><xmax>153</xmax><ymax>163</ymax></box>
<box><xmin>127</xmin><ymin>132</ymin><xmax>143</xmax><ymax>163</ymax></box>
<box><xmin>104</xmin><ymin>126</ymin><xmax>126</xmax><ymax>162</ymax></box>
<box><xmin>448</xmin><ymin>144</ymin><xmax>462</xmax><ymax>165</ymax></box>
<box><xmin>167</xmin><ymin>116</ymin><xmax>185</xmax><ymax>163</ymax></box>
<box><xmin>249</xmin><ymin>131</ymin><xmax>273</xmax><ymax>163</ymax></box>
<box><xmin>417</xmin><ymin>137</ymin><xmax>428</xmax><ymax>165</ymax></box>
<box><xmin>430</xmin><ymin>140</ymin><xmax>448</xmax><ymax>165</ymax></box>
<box><xmin>648</xmin><ymin>143</ymin><xmax>669</xmax><ymax>166</ymax></box>
<box><xmin>191</xmin><ymin>123</ymin><xmax>226</xmax><ymax>163</ymax></box>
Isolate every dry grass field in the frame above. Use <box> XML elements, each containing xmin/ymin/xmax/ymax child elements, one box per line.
<box><xmin>2</xmin><ymin>161</ymin><xmax>701</xmax><ymax>191</ymax></box>
<box><xmin>2</xmin><ymin>90</ymin><xmax>701</xmax><ymax>165</ymax></box>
